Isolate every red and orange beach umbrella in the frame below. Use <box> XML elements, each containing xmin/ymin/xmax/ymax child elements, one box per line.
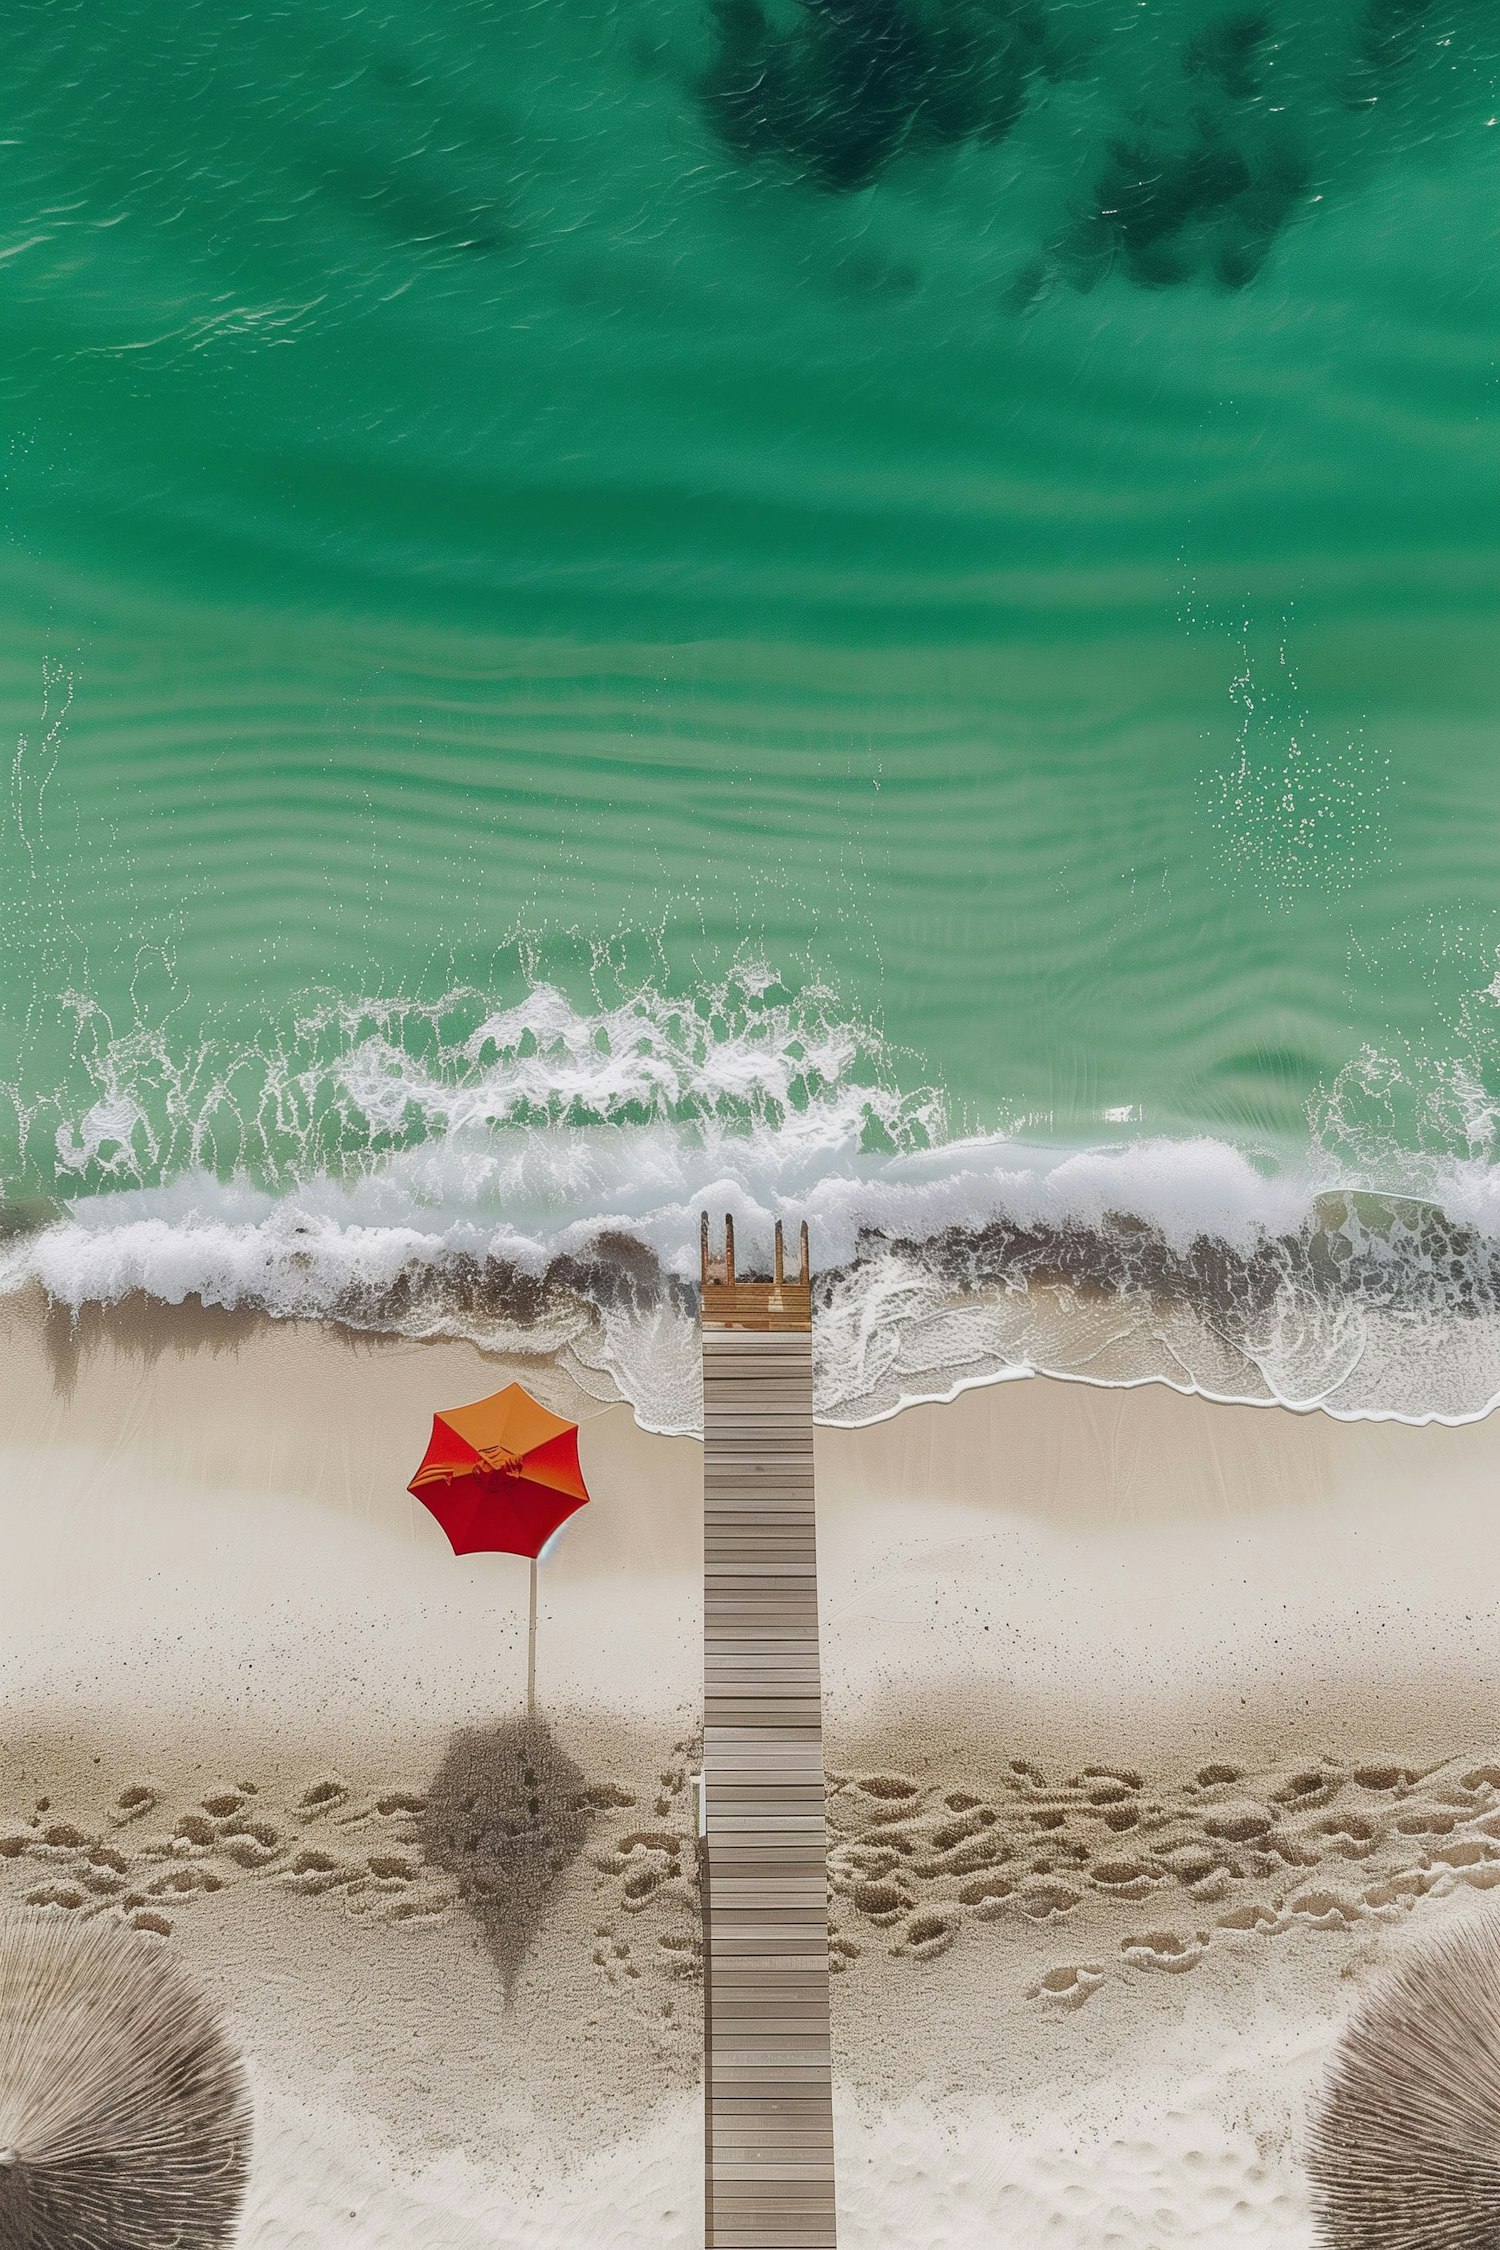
<box><xmin>407</xmin><ymin>1383</ymin><xmax>591</xmax><ymax>1714</ymax></box>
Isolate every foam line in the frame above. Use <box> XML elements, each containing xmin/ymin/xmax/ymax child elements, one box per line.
<box><xmin>10</xmin><ymin>971</ymin><xmax>1500</xmax><ymax>1431</ymax></box>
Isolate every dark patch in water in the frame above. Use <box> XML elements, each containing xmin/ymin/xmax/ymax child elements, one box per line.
<box><xmin>312</xmin><ymin>147</ymin><xmax>516</xmax><ymax>256</ymax></box>
<box><xmin>1184</xmin><ymin>10</ymin><xmax>1275</xmax><ymax>103</ymax></box>
<box><xmin>1059</xmin><ymin>4</ymin><xmax>1313</xmax><ymax>293</ymax></box>
<box><xmin>1352</xmin><ymin>0</ymin><xmax>1439</xmax><ymax>89</ymax></box>
<box><xmin>700</xmin><ymin>0</ymin><xmax>1051</xmax><ymax>191</ymax></box>
<box><xmin>1068</xmin><ymin>128</ymin><xmax>1311</xmax><ymax>292</ymax></box>
<box><xmin>699</xmin><ymin>0</ymin><xmax>1498</xmax><ymax>291</ymax></box>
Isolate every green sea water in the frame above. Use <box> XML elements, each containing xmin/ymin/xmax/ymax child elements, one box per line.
<box><xmin>0</xmin><ymin>0</ymin><xmax>1496</xmax><ymax>1232</ymax></box>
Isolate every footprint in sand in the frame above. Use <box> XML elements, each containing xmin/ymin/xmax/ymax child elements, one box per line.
<box><xmin>297</xmin><ymin>1776</ymin><xmax>351</xmax><ymax>1820</ymax></box>
<box><xmin>1217</xmin><ymin>1899</ymin><xmax>1285</xmax><ymax>1935</ymax></box>
<box><xmin>1088</xmin><ymin>1858</ymin><xmax>1166</xmax><ymax>1903</ymax></box>
<box><xmin>593</xmin><ymin>1830</ymin><xmax>691</xmax><ymax>1912</ymax></box>
<box><xmin>1027</xmin><ymin>1961</ymin><xmax>1106</xmax><ymax>2010</ymax></box>
<box><xmin>957</xmin><ymin>1874</ymin><xmax>1014</xmax><ymax>1917</ymax></box>
<box><xmin>1285</xmin><ymin>1888</ymin><xmax>1364</xmax><ymax>1931</ymax></box>
<box><xmin>828</xmin><ymin>1925</ymin><xmax>861</xmax><ymax>1972</ymax></box>
<box><xmin>1120</xmin><ymin>1929</ymin><xmax>1205</xmax><ymax>1974</ymax></box>
<box><xmin>112</xmin><ymin>1784</ymin><xmax>159</xmax><ymax>1825</ymax></box>
<box><xmin>20</xmin><ymin>1734</ymin><xmax>1500</xmax><ymax>2017</ymax></box>
<box><xmin>894</xmin><ymin>1909</ymin><xmax>962</xmax><ymax>1961</ymax></box>
<box><xmin>1018</xmin><ymin>1878</ymin><xmax>1083</xmax><ymax>1923</ymax></box>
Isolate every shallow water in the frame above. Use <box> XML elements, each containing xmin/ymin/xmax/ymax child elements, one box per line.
<box><xmin>0</xmin><ymin>0</ymin><xmax>1497</xmax><ymax>1418</ymax></box>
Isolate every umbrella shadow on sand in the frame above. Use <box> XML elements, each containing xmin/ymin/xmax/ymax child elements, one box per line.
<box><xmin>419</xmin><ymin>1717</ymin><xmax>595</xmax><ymax>2000</ymax></box>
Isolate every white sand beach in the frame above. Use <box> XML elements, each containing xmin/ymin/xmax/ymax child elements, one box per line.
<box><xmin>4</xmin><ymin>1288</ymin><xmax>1500</xmax><ymax>2244</ymax></box>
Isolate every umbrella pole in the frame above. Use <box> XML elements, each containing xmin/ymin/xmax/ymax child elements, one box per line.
<box><xmin>527</xmin><ymin>1555</ymin><xmax>538</xmax><ymax>1723</ymax></box>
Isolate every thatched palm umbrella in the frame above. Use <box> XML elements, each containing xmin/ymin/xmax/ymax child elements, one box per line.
<box><xmin>1309</xmin><ymin>1912</ymin><xmax>1500</xmax><ymax>2247</ymax></box>
<box><xmin>0</xmin><ymin>1912</ymin><xmax>250</xmax><ymax>2250</ymax></box>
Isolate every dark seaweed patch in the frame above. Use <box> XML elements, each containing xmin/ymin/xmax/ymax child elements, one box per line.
<box><xmin>1071</xmin><ymin>128</ymin><xmax>1311</xmax><ymax>291</ymax></box>
<box><xmin>700</xmin><ymin>0</ymin><xmax>1498</xmax><ymax>292</ymax></box>
<box><xmin>314</xmin><ymin>148</ymin><xmax>515</xmax><ymax>255</ymax></box>
<box><xmin>1353</xmin><ymin>0</ymin><xmax>1438</xmax><ymax>86</ymax></box>
<box><xmin>700</xmin><ymin>0</ymin><xmax>1050</xmax><ymax>191</ymax></box>
<box><xmin>1060</xmin><ymin>1</ymin><xmax>1314</xmax><ymax>293</ymax></box>
<box><xmin>1184</xmin><ymin>11</ymin><xmax>1275</xmax><ymax>101</ymax></box>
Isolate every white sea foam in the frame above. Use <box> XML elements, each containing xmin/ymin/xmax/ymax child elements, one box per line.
<box><xmin>8</xmin><ymin>968</ymin><xmax>1500</xmax><ymax>1431</ymax></box>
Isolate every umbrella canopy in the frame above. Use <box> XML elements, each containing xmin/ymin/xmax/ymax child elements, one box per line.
<box><xmin>407</xmin><ymin>1383</ymin><xmax>590</xmax><ymax>1559</ymax></box>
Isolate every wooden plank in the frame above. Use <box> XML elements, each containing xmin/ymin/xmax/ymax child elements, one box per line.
<box><xmin>702</xmin><ymin>1321</ymin><xmax>836</xmax><ymax>2250</ymax></box>
<box><xmin>699</xmin><ymin>1281</ymin><xmax>815</xmax><ymax>1333</ymax></box>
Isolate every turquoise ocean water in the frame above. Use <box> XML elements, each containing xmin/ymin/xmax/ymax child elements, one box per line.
<box><xmin>0</xmin><ymin>0</ymin><xmax>1497</xmax><ymax>1425</ymax></box>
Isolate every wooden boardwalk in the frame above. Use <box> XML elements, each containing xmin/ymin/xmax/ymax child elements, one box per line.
<box><xmin>701</xmin><ymin>1218</ymin><xmax>836</xmax><ymax>2250</ymax></box>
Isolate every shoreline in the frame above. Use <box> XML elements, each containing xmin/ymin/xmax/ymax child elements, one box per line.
<box><xmin>18</xmin><ymin>1152</ymin><xmax>1500</xmax><ymax>1432</ymax></box>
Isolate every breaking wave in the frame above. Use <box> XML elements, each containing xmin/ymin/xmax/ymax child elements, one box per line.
<box><xmin>8</xmin><ymin>965</ymin><xmax>1500</xmax><ymax>1433</ymax></box>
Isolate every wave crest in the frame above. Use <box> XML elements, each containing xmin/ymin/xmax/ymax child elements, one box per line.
<box><xmin>19</xmin><ymin>964</ymin><xmax>941</xmax><ymax>1197</ymax></box>
<box><xmin>10</xmin><ymin>969</ymin><xmax>1500</xmax><ymax>1431</ymax></box>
